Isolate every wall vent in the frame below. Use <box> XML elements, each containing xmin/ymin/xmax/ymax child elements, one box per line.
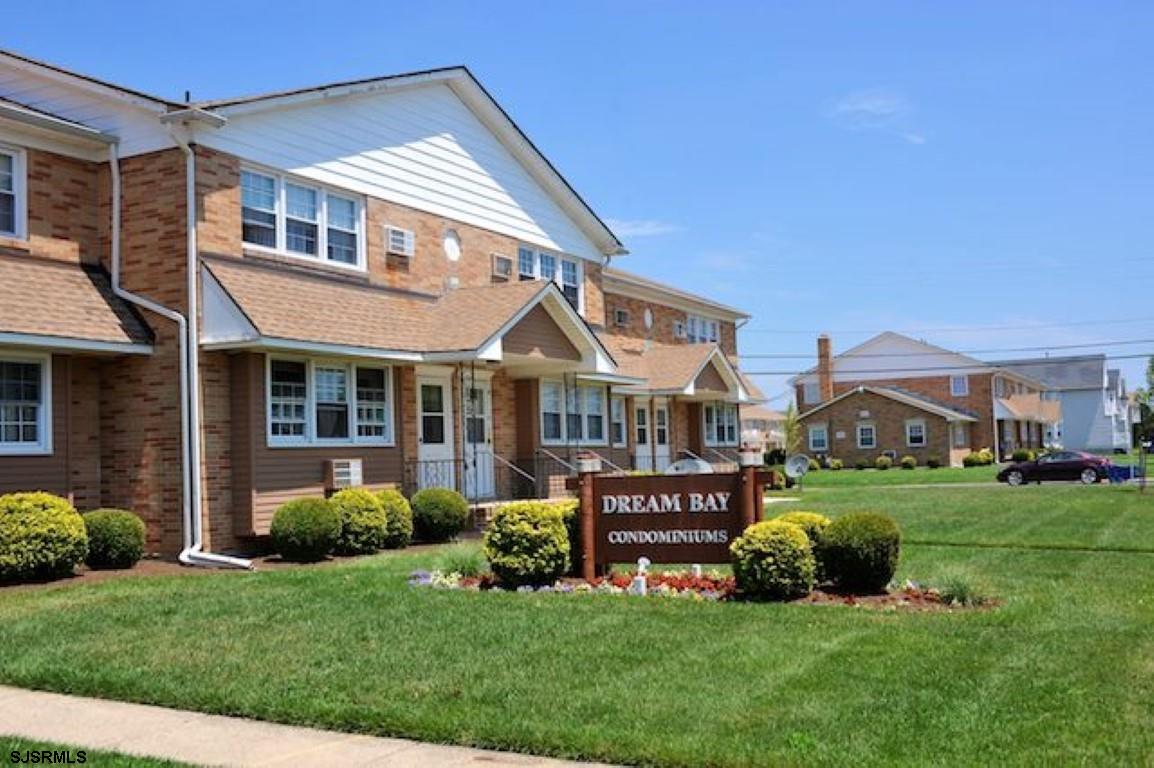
<box><xmin>325</xmin><ymin>459</ymin><xmax>363</xmax><ymax>491</ymax></box>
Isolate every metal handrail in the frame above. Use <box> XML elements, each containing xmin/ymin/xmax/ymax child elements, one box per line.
<box><xmin>493</xmin><ymin>452</ymin><xmax>535</xmax><ymax>484</ymax></box>
<box><xmin>536</xmin><ymin>447</ymin><xmax>576</xmax><ymax>472</ymax></box>
<box><xmin>592</xmin><ymin>452</ymin><xmax>628</xmax><ymax>474</ymax></box>
<box><xmin>681</xmin><ymin>448</ymin><xmax>705</xmax><ymax>462</ymax></box>
<box><xmin>706</xmin><ymin>446</ymin><xmax>739</xmax><ymax>464</ymax></box>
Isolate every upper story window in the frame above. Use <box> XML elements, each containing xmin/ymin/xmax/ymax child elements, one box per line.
<box><xmin>802</xmin><ymin>381</ymin><xmax>821</xmax><ymax>405</ymax></box>
<box><xmin>686</xmin><ymin>314</ymin><xmax>720</xmax><ymax>344</ymax></box>
<box><xmin>0</xmin><ymin>146</ymin><xmax>26</xmax><ymax>239</ymax></box>
<box><xmin>518</xmin><ymin>246</ymin><xmax>583</xmax><ymax>312</ymax></box>
<box><xmin>267</xmin><ymin>357</ymin><xmax>392</xmax><ymax>446</ymax></box>
<box><xmin>950</xmin><ymin>375</ymin><xmax>969</xmax><ymax>397</ymax></box>
<box><xmin>241</xmin><ymin>168</ymin><xmax>364</xmax><ymax>270</ymax></box>
<box><xmin>704</xmin><ymin>403</ymin><xmax>738</xmax><ymax>446</ymax></box>
<box><xmin>0</xmin><ymin>355</ymin><xmax>50</xmax><ymax>455</ymax></box>
<box><xmin>540</xmin><ymin>380</ymin><xmax>606</xmax><ymax>445</ymax></box>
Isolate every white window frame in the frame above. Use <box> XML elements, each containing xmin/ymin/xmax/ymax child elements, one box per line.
<box><xmin>614</xmin><ymin>308</ymin><xmax>631</xmax><ymax>327</ymax></box>
<box><xmin>241</xmin><ymin>165</ymin><xmax>367</xmax><ymax>272</ymax></box>
<box><xmin>952</xmin><ymin>422</ymin><xmax>968</xmax><ymax>448</ymax></box>
<box><xmin>540</xmin><ymin>379</ymin><xmax>606</xmax><ymax>446</ymax></box>
<box><xmin>610</xmin><ymin>396</ymin><xmax>627</xmax><ymax>447</ymax></box>
<box><xmin>807</xmin><ymin>423</ymin><xmax>828</xmax><ymax>452</ymax></box>
<box><xmin>516</xmin><ymin>245</ymin><xmax>585</xmax><ymax>315</ymax></box>
<box><xmin>385</xmin><ymin>225</ymin><xmax>415</xmax><ymax>257</ymax></box>
<box><xmin>905</xmin><ymin>419</ymin><xmax>927</xmax><ymax>448</ymax></box>
<box><xmin>686</xmin><ymin>314</ymin><xmax>720</xmax><ymax>344</ymax></box>
<box><xmin>802</xmin><ymin>381</ymin><xmax>821</xmax><ymax>405</ymax></box>
<box><xmin>0</xmin><ymin>352</ymin><xmax>51</xmax><ymax>455</ymax></box>
<box><xmin>856</xmin><ymin>422</ymin><xmax>877</xmax><ymax>450</ymax></box>
<box><xmin>950</xmin><ymin>375</ymin><xmax>970</xmax><ymax>397</ymax></box>
<box><xmin>704</xmin><ymin>402</ymin><xmax>739</xmax><ymax>447</ymax></box>
<box><xmin>0</xmin><ymin>144</ymin><xmax>27</xmax><ymax>240</ymax></box>
<box><xmin>265</xmin><ymin>356</ymin><xmax>393</xmax><ymax>447</ymax></box>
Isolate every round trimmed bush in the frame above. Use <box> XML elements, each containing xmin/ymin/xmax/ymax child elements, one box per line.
<box><xmin>807</xmin><ymin>458</ymin><xmax>821</xmax><ymax>472</ymax></box>
<box><xmin>926</xmin><ymin>456</ymin><xmax>942</xmax><ymax>469</ymax></box>
<box><xmin>0</xmin><ymin>492</ymin><xmax>88</xmax><ymax>582</ymax></box>
<box><xmin>962</xmin><ymin>452</ymin><xmax>982</xmax><ymax>468</ymax></box>
<box><xmin>774</xmin><ymin>511</ymin><xmax>832</xmax><ymax>581</ymax></box>
<box><xmin>875</xmin><ymin>455</ymin><xmax>893</xmax><ymax>471</ymax></box>
<box><xmin>270</xmin><ymin>498</ymin><xmax>340</xmax><ymax>562</ymax></box>
<box><xmin>377</xmin><ymin>489</ymin><xmax>414</xmax><ymax>549</ymax></box>
<box><xmin>817</xmin><ymin>512</ymin><xmax>901</xmax><ymax>593</ymax></box>
<box><xmin>483</xmin><ymin>501</ymin><xmax>571</xmax><ymax>587</ymax></box>
<box><xmin>83</xmin><ymin>509</ymin><xmax>145</xmax><ymax>570</ymax></box>
<box><xmin>900</xmin><ymin>455</ymin><xmax>917</xmax><ymax>470</ymax></box>
<box><xmin>1011</xmin><ymin>449</ymin><xmax>1035</xmax><ymax>462</ymax></box>
<box><xmin>829</xmin><ymin>458</ymin><xmax>844</xmax><ymax>471</ymax></box>
<box><xmin>330</xmin><ymin>488</ymin><xmax>388</xmax><ymax>555</ymax></box>
<box><xmin>411</xmin><ymin>488</ymin><xmax>469</xmax><ymax>542</ymax></box>
<box><xmin>730</xmin><ymin>520</ymin><xmax>815</xmax><ymax>601</ymax></box>
<box><xmin>854</xmin><ymin>460</ymin><xmax>869</xmax><ymax>471</ymax></box>
<box><xmin>977</xmin><ymin>448</ymin><xmax>995</xmax><ymax>465</ymax></box>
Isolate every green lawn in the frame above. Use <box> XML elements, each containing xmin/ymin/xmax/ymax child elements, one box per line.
<box><xmin>795</xmin><ymin>464</ymin><xmax>999</xmax><ymax>487</ymax></box>
<box><xmin>2</xmin><ymin>736</ymin><xmax>187</xmax><ymax>766</ymax></box>
<box><xmin>1</xmin><ymin>486</ymin><xmax>1153</xmax><ymax>766</ymax></box>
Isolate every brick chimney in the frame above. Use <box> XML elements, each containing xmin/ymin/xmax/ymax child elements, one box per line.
<box><xmin>817</xmin><ymin>334</ymin><xmax>834</xmax><ymax>402</ymax></box>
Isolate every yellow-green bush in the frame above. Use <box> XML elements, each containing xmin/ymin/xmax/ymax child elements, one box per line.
<box><xmin>377</xmin><ymin>489</ymin><xmax>413</xmax><ymax>549</ymax></box>
<box><xmin>773</xmin><ymin>511</ymin><xmax>832</xmax><ymax>581</ymax></box>
<box><xmin>270</xmin><ymin>498</ymin><xmax>340</xmax><ymax>562</ymax></box>
<box><xmin>900</xmin><ymin>455</ymin><xmax>917</xmax><ymax>470</ymax></box>
<box><xmin>0</xmin><ymin>492</ymin><xmax>88</xmax><ymax>582</ymax></box>
<box><xmin>729</xmin><ymin>520</ymin><xmax>815</xmax><ymax>600</ymax></box>
<box><xmin>83</xmin><ymin>508</ymin><xmax>145</xmax><ymax>570</ymax></box>
<box><xmin>330</xmin><ymin>488</ymin><xmax>388</xmax><ymax>555</ymax></box>
<box><xmin>483</xmin><ymin>501</ymin><xmax>571</xmax><ymax>587</ymax></box>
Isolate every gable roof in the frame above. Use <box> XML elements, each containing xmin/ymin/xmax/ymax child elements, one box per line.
<box><xmin>798</xmin><ymin>385</ymin><xmax>978</xmax><ymax>423</ymax></box>
<box><xmin>0</xmin><ymin>254</ymin><xmax>152</xmax><ymax>353</ymax></box>
<box><xmin>995</xmin><ymin>354</ymin><xmax>1106</xmax><ymax>391</ymax></box>
<box><xmin>601</xmin><ymin>267</ymin><xmax>749</xmax><ymax>321</ymax></box>
<box><xmin>599</xmin><ymin>336</ymin><xmax>761</xmax><ymax>402</ymax></box>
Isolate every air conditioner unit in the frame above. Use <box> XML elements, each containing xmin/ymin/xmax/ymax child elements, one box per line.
<box><xmin>385</xmin><ymin>225</ymin><xmax>415</xmax><ymax>257</ymax></box>
<box><xmin>492</xmin><ymin>253</ymin><xmax>513</xmax><ymax>281</ymax></box>
<box><xmin>325</xmin><ymin>458</ymin><xmax>363</xmax><ymax>491</ymax></box>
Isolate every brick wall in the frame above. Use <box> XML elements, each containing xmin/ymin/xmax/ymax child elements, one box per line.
<box><xmin>602</xmin><ymin>291</ymin><xmax>738</xmax><ymax>356</ymax></box>
<box><xmin>0</xmin><ymin>149</ymin><xmax>102</xmax><ymax>265</ymax></box>
<box><xmin>199</xmin><ymin>350</ymin><xmax>236</xmax><ymax>551</ymax></box>
<box><xmin>798</xmin><ymin>390</ymin><xmax>955</xmax><ymax>467</ymax></box>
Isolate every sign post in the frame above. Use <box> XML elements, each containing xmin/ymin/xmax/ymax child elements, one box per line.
<box><xmin>576</xmin><ymin>452</ymin><xmax>602</xmax><ymax>582</ymax></box>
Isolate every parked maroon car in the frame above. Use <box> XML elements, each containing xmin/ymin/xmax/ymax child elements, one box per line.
<box><xmin>997</xmin><ymin>451</ymin><xmax>1110</xmax><ymax>486</ymax></box>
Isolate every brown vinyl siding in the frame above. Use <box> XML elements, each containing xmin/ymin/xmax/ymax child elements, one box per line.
<box><xmin>694</xmin><ymin>362</ymin><xmax>728</xmax><ymax>392</ymax></box>
<box><xmin>503</xmin><ymin>304</ymin><xmax>580</xmax><ymax>360</ymax></box>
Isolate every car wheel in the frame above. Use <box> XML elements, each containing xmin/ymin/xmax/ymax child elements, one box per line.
<box><xmin>1080</xmin><ymin>468</ymin><xmax>1099</xmax><ymax>485</ymax></box>
<box><xmin>1006</xmin><ymin>470</ymin><xmax>1025</xmax><ymax>487</ymax></box>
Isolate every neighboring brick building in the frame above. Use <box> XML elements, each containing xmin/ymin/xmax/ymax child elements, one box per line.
<box><xmin>794</xmin><ymin>332</ymin><xmax>1058</xmax><ymax>465</ymax></box>
<box><xmin>0</xmin><ymin>51</ymin><xmax>762</xmax><ymax>560</ymax></box>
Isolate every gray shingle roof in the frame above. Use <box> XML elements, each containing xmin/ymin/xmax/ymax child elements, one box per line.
<box><xmin>994</xmin><ymin>355</ymin><xmax>1106</xmax><ymax>391</ymax></box>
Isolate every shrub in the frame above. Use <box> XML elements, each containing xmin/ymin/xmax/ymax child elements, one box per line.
<box><xmin>483</xmin><ymin>501</ymin><xmax>571</xmax><ymax>587</ymax></box>
<box><xmin>774</xmin><ymin>511</ymin><xmax>832</xmax><ymax>582</ymax></box>
<box><xmin>1011</xmin><ymin>449</ymin><xmax>1035</xmax><ymax>462</ymax></box>
<box><xmin>962</xmin><ymin>452</ymin><xmax>982</xmax><ymax>468</ymax></box>
<box><xmin>330</xmin><ymin>488</ymin><xmax>388</xmax><ymax>555</ymax></box>
<box><xmin>829</xmin><ymin>458</ymin><xmax>844</xmax><ymax>471</ymax></box>
<box><xmin>900</xmin><ymin>455</ymin><xmax>917</xmax><ymax>470</ymax></box>
<box><xmin>855</xmin><ymin>460</ymin><xmax>869</xmax><ymax>471</ymax></box>
<box><xmin>377</xmin><ymin>489</ymin><xmax>413</xmax><ymax>549</ymax></box>
<box><xmin>730</xmin><ymin>520</ymin><xmax>815</xmax><ymax>601</ymax></box>
<box><xmin>807</xmin><ymin>458</ymin><xmax>821</xmax><ymax>472</ymax></box>
<box><xmin>411</xmin><ymin>488</ymin><xmax>470</xmax><ymax>542</ymax></box>
<box><xmin>875</xmin><ymin>455</ymin><xmax>893</xmax><ymax>471</ymax></box>
<box><xmin>270</xmin><ymin>498</ymin><xmax>340</xmax><ymax>562</ymax></box>
<box><xmin>926</xmin><ymin>456</ymin><xmax>942</xmax><ymax>469</ymax></box>
<box><xmin>83</xmin><ymin>509</ymin><xmax>145</xmax><ymax>570</ymax></box>
<box><xmin>435</xmin><ymin>542</ymin><xmax>487</xmax><ymax>577</ymax></box>
<box><xmin>766</xmin><ymin>448</ymin><xmax>786</xmax><ymax>466</ymax></box>
<box><xmin>977</xmin><ymin>448</ymin><xmax>995</xmax><ymax>465</ymax></box>
<box><xmin>817</xmin><ymin>512</ymin><xmax>902</xmax><ymax>593</ymax></box>
<box><xmin>0</xmin><ymin>492</ymin><xmax>87</xmax><ymax>582</ymax></box>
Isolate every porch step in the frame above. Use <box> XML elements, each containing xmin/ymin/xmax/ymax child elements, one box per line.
<box><xmin>470</xmin><ymin>497</ymin><xmax>575</xmax><ymax>529</ymax></box>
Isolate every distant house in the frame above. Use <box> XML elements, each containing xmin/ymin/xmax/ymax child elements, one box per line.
<box><xmin>792</xmin><ymin>333</ymin><xmax>1059</xmax><ymax>465</ymax></box>
<box><xmin>740</xmin><ymin>405</ymin><xmax>784</xmax><ymax>452</ymax></box>
<box><xmin>997</xmin><ymin>355</ymin><xmax>1134</xmax><ymax>453</ymax></box>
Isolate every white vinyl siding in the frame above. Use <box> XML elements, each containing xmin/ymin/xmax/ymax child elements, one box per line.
<box><xmin>241</xmin><ymin>167</ymin><xmax>366</xmax><ymax>270</ymax></box>
<box><xmin>541</xmin><ymin>380</ymin><xmax>606</xmax><ymax>445</ymax></box>
<box><xmin>704</xmin><ymin>403</ymin><xmax>738</xmax><ymax>446</ymax></box>
<box><xmin>808</xmin><ymin>424</ymin><xmax>828</xmax><ymax>452</ymax></box>
<box><xmin>198</xmin><ymin>83</ymin><xmax>602</xmax><ymax>261</ymax></box>
<box><xmin>0</xmin><ymin>354</ymin><xmax>50</xmax><ymax>455</ymax></box>
<box><xmin>267</xmin><ymin>357</ymin><xmax>392</xmax><ymax>446</ymax></box>
<box><xmin>0</xmin><ymin>146</ymin><xmax>26</xmax><ymax>238</ymax></box>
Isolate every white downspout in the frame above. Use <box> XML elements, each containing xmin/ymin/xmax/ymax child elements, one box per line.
<box><xmin>167</xmin><ymin>130</ymin><xmax>252</xmax><ymax>570</ymax></box>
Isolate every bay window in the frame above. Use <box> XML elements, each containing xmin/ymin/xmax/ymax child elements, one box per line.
<box><xmin>268</xmin><ymin>358</ymin><xmax>392</xmax><ymax>445</ymax></box>
<box><xmin>0</xmin><ymin>355</ymin><xmax>49</xmax><ymax>454</ymax></box>
<box><xmin>703</xmin><ymin>403</ymin><xmax>738</xmax><ymax>446</ymax></box>
<box><xmin>241</xmin><ymin>167</ymin><xmax>364</xmax><ymax>269</ymax></box>
<box><xmin>516</xmin><ymin>245</ymin><xmax>583</xmax><ymax>312</ymax></box>
<box><xmin>539</xmin><ymin>380</ymin><xmax>607</xmax><ymax>444</ymax></box>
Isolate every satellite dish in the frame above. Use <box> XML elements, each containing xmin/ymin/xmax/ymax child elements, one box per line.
<box><xmin>643</xmin><ymin>308</ymin><xmax>654</xmax><ymax>330</ymax></box>
<box><xmin>665</xmin><ymin>457</ymin><xmax>715</xmax><ymax>475</ymax></box>
<box><xmin>784</xmin><ymin>454</ymin><xmax>811</xmax><ymax>479</ymax></box>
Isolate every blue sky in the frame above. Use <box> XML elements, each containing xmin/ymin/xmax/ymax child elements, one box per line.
<box><xmin>9</xmin><ymin>2</ymin><xmax>1153</xmax><ymax>401</ymax></box>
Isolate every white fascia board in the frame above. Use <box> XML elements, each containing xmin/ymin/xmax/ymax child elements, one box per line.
<box><xmin>202</xmin><ymin>337</ymin><xmax>423</xmax><ymax>363</ymax></box>
<box><xmin>601</xmin><ymin>272</ymin><xmax>748</xmax><ymax>321</ymax></box>
<box><xmin>0</xmin><ymin>52</ymin><xmax>179</xmax><ymax>112</ymax></box>
<box><xmin>0</xmin><ymin>332</ymin><xmax>152</xmax><ymax>355</ymax></box>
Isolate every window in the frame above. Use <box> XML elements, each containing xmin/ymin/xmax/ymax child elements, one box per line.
<box><xmin>906</xmin><ymin>419</ymin><xmax>927</xmax><ymax>447</ymax></box>
<box><xmin>655</xmin><ymin>406</ymin><xmax>669</xmax><ymax>446</ymax></box>
<box><xmin>704</xmin><ymin>403</ymin><xmax>738</xmax><ymax>446</ymax></box>
<box><xmin>0</xmin><ymin>147</ymin><xmax>25</xmax><ymax>238</ymax></box>
<box><xmin>686</xmin><ymin>314</ymin><xmax>720</xmax><ymax>343</ymax></box>
<box><xmin>802</xmin><ymin>381</ymin><xmax>821</xmax><ymax>404</ymax></box>
<box><xmin>953</xmin><ymin>423</ymin><xmax>968</xmax><ymax>448</ymax></box>
<box><xmin>614</xmin><ymin>308</ymin><xmax>631</xmax><ymax>327</ymax></box>
<box><xmin>492</xmin><ymin>253</ymin><xmax>513</xmax><ymax>281</ymax></box>
<box><xmin>267</xmin><ymin>358</ymin><xmax>392</xmax><ymax>445</ymax></box>
<box><xmin>542</xmin><ymin>381</ymin><xmax>607</xmax><ymax>444</ymax></box>
<box><xmin>0</xmin><ymin>356</ymin><xmax>49</xmax><ymax>454</ymax></box>
<box><xmin>673</xmin><ymin>321</ymin><xmax>686</xmax><ymax>339</ymax></box>
<box><xmin>540</xmin><ymin>381</ymin><xmax>563</xmax><ymax>441</ymax></box>
<box><xmin>385</xmin><ymin>226</ymin><xmax>414</xmax><ymax>257</ymax></box>
<box><xmin>516</xmin><ymin>245</ymin><xmax>583</xmax><ymax>312</ymax></box>
<box><xmin>635</xmin><ymin>406</ymin><xmax>649</xmax><ymax>445</ymax></box>
<box><xmin>585</xmin><ymin>387</ymin><xmax>605</xmax><ymax>442</ymax></box>
<box><xmin>808</xmin><ymin>424</ymin><xmax>828</xmax><ymax>452</ymax></box>
<box><xmin>856</xmin><ymin>422</ymin><xmax>877</xmax><ymax>449</ymax></box>
<box><xmin>950</xmin><ymin>375</ymin><xmax>969</xmax><ymax>397</ymax></box>
<box><xmin>610</xmin><ymin>396</ymin><xmax>627</xmax><ymax>447</ymax></box>
<box><xmin>241</xmin><ymin>167</ymin><xmax>364</xmax><ymax>268</ymax></box>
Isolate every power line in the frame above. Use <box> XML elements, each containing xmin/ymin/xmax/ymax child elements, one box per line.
<box><xmin>740</xmin><ymin>316</ymin><xmax>1154</xmax><ymax>336</ymax></box>
<box><xmin>738</xmin><ymin>338</ymin><xmax>1154</xmax><ymax>360</ymax></box>
<box><xmin>740</xmin><ymin>351</ymin><xmax>1154</xmax><ymax>377</ymax></box>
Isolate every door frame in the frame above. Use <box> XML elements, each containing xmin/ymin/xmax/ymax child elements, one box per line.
<box><xmin>653</xmin><ymin>397</ymin><xmax>671</xmax><ymax>471</ymax></box>
<box><xmin>415</xmin><ymin>367</ymin><xmax>456</xmax><ymax>490</ymax></box>
<box><xmin>461</xmin><ymin>370</ymin><xmax>495</xmax><ymax>499</ymax></box>
<box><xmin>633</xmin><ymin>396</ymin><xmax>652</xmax><ymax>471</ymax></box>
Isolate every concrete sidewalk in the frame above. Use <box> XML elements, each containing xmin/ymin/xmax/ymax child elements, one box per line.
<box><xmin>0</xmin><ymin>685</ymin><xmax>612</xmax><ymax>767</ymax></box>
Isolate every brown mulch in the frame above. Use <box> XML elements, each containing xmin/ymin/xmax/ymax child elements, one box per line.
<box><xmin>799</xmin><ymin>586</ymin><xmax>997</xmax><ymax>612</ymax></box>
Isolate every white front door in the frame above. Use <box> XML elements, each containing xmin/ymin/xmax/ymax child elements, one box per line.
<box><xmin>462</xmin><ymin>379</ymin><xmax>495</xmax><ymax>499</ymax></box>
<box><xmin>654</xmin><ymin>399</ymin><xmax>671</xmax><ymax>472</ymax></box>
<box><xmin>417</xmin><ymin>375</ymin><xmax>455</xmax><ymax>490</ymax></box>
<box><xmin>634</xmin><ymin>399</ymin><xmax>652</xmax><ymax>471</ymax></box>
